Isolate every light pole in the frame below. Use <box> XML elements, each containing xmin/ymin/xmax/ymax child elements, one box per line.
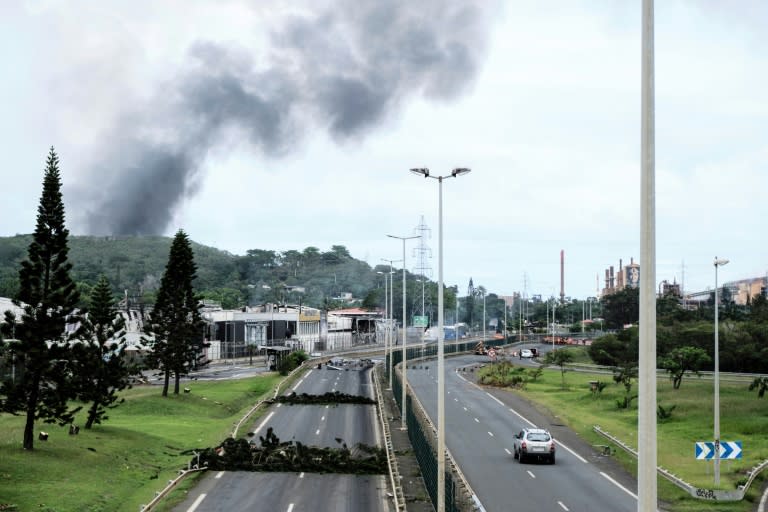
<box><xmin>410</xmin><ymin>166</ymin><xmax>471</xmax><ymax>512</ymax></box>
<box><xmin>382</xmin><ymin>258</ymin><xmax>401</xmax><ymax>390</ymax></box>
<box><xmin>377</xmin><ymin>270</ymin><xmax>388</xmax><ymax>359</ymax></box>
<box><xmin>387</xmin><ymin>234</ymin><xmax>420</xmax><ymax>431</ymax></box>
<box><xmin>638</xmin><ymin>0</ymin><xmax>658</xmax><ymax>508</ymax></box>
<box><xmin>482</xmin><ymin>291</ymin><xmax>486</xmax><ymax>342</ymax></box>
<box><xmin>503</xmin><ymin>299</ymin><xmax>507</xmax><ymax>343</ymax></box>
<box><xmin>714</xmin><ymin>257</ymin><xmax>729</xmax><ymax>486</ymax></box>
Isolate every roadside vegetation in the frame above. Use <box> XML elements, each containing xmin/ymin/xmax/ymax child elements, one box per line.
<box><xmin>0</xmin><ymin>374</ymin><xmax>283</xmax><ymax>512</ymax></box>
<box><xmin>477</xmin><ymin>351</ymin><xmax>768</xmax><ymax>512</ymax></box>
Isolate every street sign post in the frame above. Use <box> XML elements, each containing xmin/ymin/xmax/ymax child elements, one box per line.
<box><xmin>695</xmin><ymin>441</ymin><xmax>742</xmax><ymax>460</ymax></box>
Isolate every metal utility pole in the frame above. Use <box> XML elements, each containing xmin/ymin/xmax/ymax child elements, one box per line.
<box><xmin>638</xmin><ymin>0</ymin><xmax>658</xmax><ymax>509</ymax></box>
<box><xmin>714</xmin><ymin>257</ymin><xmax>729</xmax><ymax>485</ymax></box>
<box><xmin>387</xmin><ymin>234</ymin><xmax>420</xmax><ymax>431</ymax></box>
<box><xmin>410</xmin><ymin>167</ymin><xmax>471</xmax><ymax>512</ymax></box>
<box><xmin>382</xmin><ymin>258</ymin><xmax>401</xmax><ymax>390</ymax></box>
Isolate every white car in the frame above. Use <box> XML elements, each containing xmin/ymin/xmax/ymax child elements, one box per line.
<box><xmin>513</xmin><ymin>428</ymin><xmax>556</xmax><ymax>464</ymax></box>
<box><xmin>520</xmin><ymin>349</ymin><xmax>534</xmax><ymax>358</ymax></box>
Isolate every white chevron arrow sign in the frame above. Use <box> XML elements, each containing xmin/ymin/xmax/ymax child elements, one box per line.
<box><xmin>695</xmin><ymin>441</ymin><xmax>743</xmax><ymax>460</ymax></box>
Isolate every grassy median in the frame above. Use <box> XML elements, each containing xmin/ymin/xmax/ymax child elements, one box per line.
<box><xmin>479</xmin><ymin>352</ymin><xmax>768</xmax><ymax>512</ymax></box>
<box><xmin>0</xmin><ymin>374</ymin><xmax>283</xmax><ymax>512</ymax></box>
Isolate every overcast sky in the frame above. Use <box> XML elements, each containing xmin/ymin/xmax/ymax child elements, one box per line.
<box><xmin>1</xmin><ymin>1</ymin><xmax>766</xmax><ymax>300</ymax></box>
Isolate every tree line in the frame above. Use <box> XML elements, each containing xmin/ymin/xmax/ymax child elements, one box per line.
<box><xmin>589</xmin><ymin>286</ymin><xmax>768</xmax><ymax>380</ymax></box>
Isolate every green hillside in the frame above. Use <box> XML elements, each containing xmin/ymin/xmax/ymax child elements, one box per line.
<box><xmin>0</xmin><ymin>235</ymin><xmax>379</xmax><ymax>310</ymax></box>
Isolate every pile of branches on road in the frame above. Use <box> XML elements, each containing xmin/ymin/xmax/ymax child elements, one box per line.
<box><xmin>270</xmin><ymin>391</ymin><xmax>376</xmax><ymax>405</ymax></box>
<box><xmin>196</xmin><ymin>427</ymin><xmax>386</xmax><ymax>474</ymax></box>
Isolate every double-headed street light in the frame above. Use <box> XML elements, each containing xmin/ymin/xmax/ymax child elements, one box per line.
<box><xmin>714</xmin><ymin>256</ymin><xmax>729</xmax><ymax>486</ymax></box>
<box><xmin>387</xmin><ymin>234</ymin><xmax>420</xmax><ymax>431</ymax></box>
<box><xmin>382</xmin><ymin>258</ymin><xmax>401</xmax><ymax>390</ymax></box>
<box><xmin>410</xmin><ymin>166</ymin><xmax>471</xmax><ymax>512</ymax></box>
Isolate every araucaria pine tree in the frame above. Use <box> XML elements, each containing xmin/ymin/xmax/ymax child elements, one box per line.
<box><xmin>73</xmin><ymin>275</ymin><xmax>138</xmax><ymax>428</ymax></box>
<box><xmin>144</xmin><ymin>230</ymin><xmax>204</xmax><ymax>396</ymax></box>
<box><xmin>0</xmin><ymin>148</ymin><xmax>81</xmax><ymax>450</ymax></box>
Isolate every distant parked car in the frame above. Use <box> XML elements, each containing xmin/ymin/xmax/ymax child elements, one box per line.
<box><xmin>513</xmin><ymin>428</ymin><xmax>556</xmax><ymax>464</ymax></box>
<box><xmin>520</xmin><ymin>349</ymin><xmax>533</xmax><ymax>358</ymax></box>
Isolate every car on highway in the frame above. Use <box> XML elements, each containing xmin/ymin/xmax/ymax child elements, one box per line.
<box><xmin>520</xmin><ymin>349</ymin><xmax>534</xmax><ymax>358</ymax></box>
<box><xmin>513</xmin><ymin>428</ymin><xmax>556</xmax><ymax>464</ymax></box>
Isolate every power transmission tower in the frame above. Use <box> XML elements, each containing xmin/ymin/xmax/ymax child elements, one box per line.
<box><xmin>413</xmin><ymin>215</ymin><xmax>433</xmax><ymax>317</ymax></box>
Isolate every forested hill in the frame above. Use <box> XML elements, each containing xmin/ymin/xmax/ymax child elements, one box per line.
<box><xmin>0</xmin><ymin>235</ymin><xmax>379</xmax><ymax>309</ymax></box>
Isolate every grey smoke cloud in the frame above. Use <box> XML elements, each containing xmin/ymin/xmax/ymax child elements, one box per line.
<box><xmin>83</xmin><ymin>0</ymin><xmax>498</xmax><ymax>235</ymax></box>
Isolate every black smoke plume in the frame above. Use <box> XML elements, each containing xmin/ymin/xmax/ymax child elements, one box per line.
<box><xmin>82</xmin><ymin>0</ymin><xmax>498</xmax><ymax>235</ymax></box>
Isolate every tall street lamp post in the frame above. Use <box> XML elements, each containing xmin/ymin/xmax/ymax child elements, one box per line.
<box><xmin>482</xmin><ymin>291</ymin><xmax>486</xmax><ymax>343</ymax></box>
<box><xmin>377</xmin><ymin>270</ymin><xmax>388</xmax><ymax>372</ymax></box>
<box><xmin>503</xmin><ymin>299</ymin><xmax>507</xmax><ymax>342</ymax></box>
<box><xmin>714</xmin><ymin>257</ymin><xmax>729</xmax><ymax>486</ymax></box>
<box><xmin>410</xmin><ymin>166</ymin><xmax>471</xmax><ymax>512</ymax></box>
<box><xmin>382</xmin><ymin>258</ymin><xmax>401</xmax><ymax>390</ymax></box>
<box><xmin>638</xmin><ymin>0</ymin><xmax>658</xmax><ymax>508</ymax></box>
<box><xmin>387</xmin><ymin>234</ymin><xmax>420</xmax><ymax>431</ymax></box>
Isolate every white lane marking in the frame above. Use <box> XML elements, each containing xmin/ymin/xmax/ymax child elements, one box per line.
<box><xmin>474</xmin><ymin>418</ymin><xmax>480</xmax><ymax>423</ymax></box>
<box><xmin>488</xmin><ymin>431</ymin><xmax>494</xmax><ymax>437</ymax></box>
<box><xmin>455</xmin><ymin>371</ymin><xmax>483</xmax><ymax>390</ymax></box>
<box><xmin>277</xmin><ymin>403</ymin><xmax>282</xmax><ymax>408</ymax></box>
<box><xmin>508</xmin><ymin>408</ymin><xmax>536</xmax><ymax>428</ymax></box>
<box><xmin>600</xmin><ymin>472</ymin><xmax>638</xmax><ymax>499</ymax></box>
<box><xmin>292</xmin><ymin>378</ymin><xmax>305</xmax><ymax>391</ymax></box>
<box><xmin>187</xmin><ymin>493</ymin><xmax>207</xmax><ymax>512</ymax></box>
<box><xmin>287</xmin><ymin>504</ymin><xmax>295</xmax><ymax>512</ymax></box>
<box><xmin>332</xmin><ymin>388</ymin><xmax>336</xmax><ymax>392</ymax></box>
<box><xmin>454</xmin><ymin>398</ymin><xmax>459</xmax><ymax>402</ymax></box>
<box><xmin>253</xmin><ymin>412</ymin><xmax>275</xmax><ymax>435</ymax></box>
<box><xmin>527</xmin><ymin>470</ymin><xmax>536</xmax><ymax>479</ymax></box>
<box><xmin>504</xmin><ymin>448</ymin><xmax>511</xmax><ymax>455</ymax></box>
<box><xmin>486</xmin><ymin>392</ymin><xmax>504</xmax><ymax>406</ymax></box>
<box><xmin>299</xmin><ymin>472</ymin><xmax>304</xmax><ymax>479</ymax></box>
<box><xmin>316</xmin><ymin>429</ymin><xmax>320</xmax><ymax>435</ymax></box>
<box><xmin>558</xmin><ymin>501</ymin><xmax>569</xmax><ymax>511</ymax></box>
<box><xmin>463</xmin><ymin>407</ymin><xmax>468</xmax><ymax>411</ymax></box>
<box><xmin>554</xmin><ymin>440</ymin><xmax>588</xmax><ymax>464</ymax></box>
<box><xmin>321</xmin><ymin>416</ymin><xmax>326</xmax><ymax>421</ymax></box>
<box><xmin>214</xmin><ymin>471</ymin><xmax>224</xmax><ymax>479</ymax></box>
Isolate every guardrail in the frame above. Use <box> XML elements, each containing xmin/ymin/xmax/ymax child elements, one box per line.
<box><xmin>563</xmin><ymin>362</ymin><xmax>760</xmax><ymax>383</ymax></box>
<box><xmin>593</xmin><ymin>425</ymin><xmax>768</xmax><ymax>501</ymax></box>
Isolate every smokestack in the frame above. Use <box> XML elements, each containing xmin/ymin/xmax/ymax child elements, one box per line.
<box><xmin>610</xmin><ymin>266</ymin><xmax>615</xmax><ymax>290</ymax></box>
<box><xmin>560</xmin><ymin>250</ymin><xmax>565</xmax><ymax>302</ymax></box>
<box><xmin>618</xmin><ymin>259</ymin><xmax>624</xmax><ymax>288</ymax></box>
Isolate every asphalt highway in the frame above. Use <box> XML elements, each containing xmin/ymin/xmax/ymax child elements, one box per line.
<box><xmin>172</xmin><ymin>361</ymin><xmax>391</xmax><ymax>512</ymax></box>
<box><xmin>407</xmin><ymin>353</ymin><xmax>639</xmax><ymax>512</ymax></box>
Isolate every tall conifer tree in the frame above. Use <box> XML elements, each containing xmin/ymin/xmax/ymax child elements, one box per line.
<box><xmin>144</xmin><ymin>230</ymin><xmax>204</xmax><ymax>396</ymax></box>
<box><xmin>73</xmin><ymin>275</ymin><xmax>138</xmax><ymax>428</ymax></box>
<box><xmin>0</xmin><ymin>148</ymin><xmax>81</xmax><ymax>450</ymax></box>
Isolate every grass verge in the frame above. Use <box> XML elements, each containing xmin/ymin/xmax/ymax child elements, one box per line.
<box><xmin>0</xmin><ymin>373</ymin><xmax>283</xmax><ymax>512</ymax></box>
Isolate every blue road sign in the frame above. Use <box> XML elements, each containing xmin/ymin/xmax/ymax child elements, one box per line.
<box><xmin>695</xmin><ymin>441</ymin><xmax>742</xmax><ymax>460</ymax></box>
